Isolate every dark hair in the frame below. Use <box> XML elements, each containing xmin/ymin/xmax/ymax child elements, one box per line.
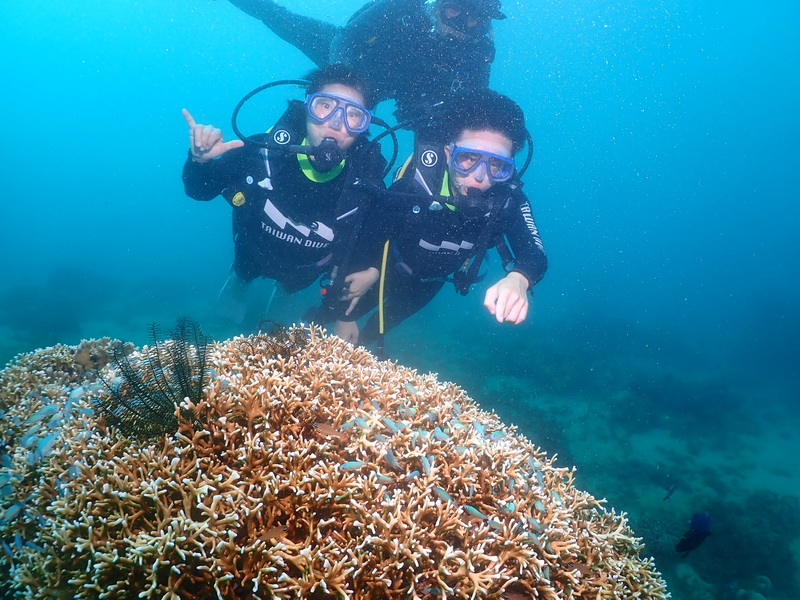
<box><xmin>441</xmin><ymin>89</ymin><xmax>527</xmax><ymax>153</ymax></box>
<box><xmin>303</xmin><ymin>64</ymin><xmax>376</xmax><ymax>110</ymax></box>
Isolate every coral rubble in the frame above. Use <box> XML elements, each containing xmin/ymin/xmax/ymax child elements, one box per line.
<box><xmin>0</xmin><ymin>326</ymin><xmax>668</xmax><ymax>599</ymax></box>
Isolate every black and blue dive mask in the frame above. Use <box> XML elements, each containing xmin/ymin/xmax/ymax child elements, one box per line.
<box><xmin>438</xmin><ymin>0</ymin><xmax>504</xmax><ymax>36</ymax></box>
<box><xmin>306</xmin><ymin>93</ymin><xmax>372</xmax><ymax>134</ymax></box>
<box><xmin>449</xmin><ymin>146</ymin><xmax>516</xmax><ymax>183</ymax></box>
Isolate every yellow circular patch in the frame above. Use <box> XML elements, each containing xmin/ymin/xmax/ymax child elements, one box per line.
<box><xmin>232</xmin><ymin>192</ymin><xmax>245</xmax><ymax>207</ymax></box>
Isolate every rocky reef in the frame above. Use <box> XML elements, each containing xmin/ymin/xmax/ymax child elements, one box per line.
<box><xmin>0</xmin><ymin>325</ymin><xmax>668</xmax><ymax>599</ymax></box>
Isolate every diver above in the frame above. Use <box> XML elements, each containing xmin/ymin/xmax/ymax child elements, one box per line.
<box><xmin>225</xmin><ymin>0</ymin><xmax>504</xmax><ymax>125</ymax></box>
<box><xmin>330</xmin><ymin>88</ymin><xmax>548</xmax><ymax>347</ymax></box>
<box><xmin>181</xmin><ymin>64</ymin><xmax>386</xmax><ymax>325</ymax></box>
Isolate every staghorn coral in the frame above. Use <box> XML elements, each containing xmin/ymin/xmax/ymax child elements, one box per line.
<box><xmin>0</xmin><ymin>326</ymin><xmax>668</xmax><ymax>600</ymax></box>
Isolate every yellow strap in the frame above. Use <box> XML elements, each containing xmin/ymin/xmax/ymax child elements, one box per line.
<box><xmin>394</xmin><ymin>154</ymin><xmax>413</xmax><ymax>182</ymax></box>
<box><xmin>378</xmin><ymin>239</ymin><xmax>390</xmax><ymax>334</ymax></box>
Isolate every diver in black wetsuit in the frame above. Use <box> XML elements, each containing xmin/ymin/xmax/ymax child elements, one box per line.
<box><xmin>225</xmin><ymin>0</ymin><xmax>505</xmax><ymax>124</ymax></box>
<box><xmin>181</xmin><ymin>64</ymin><xmax>386</xmax><ymax>324</ymax></box>
<box><xmin>331</xmin><ymin>89</ymin><xmax>548</xmax><ymax>347</ymax></box>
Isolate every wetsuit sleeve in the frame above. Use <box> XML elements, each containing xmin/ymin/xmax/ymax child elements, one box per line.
<box><xmin>497</xmin><ymin>189</ymin><xmax>548</xmax><ymax>289</ymax></box>
<box><xmin>182</xmin><ymin>148</ymin><xmax>246</xmax><ymax>203</ymax></box>
<box><xmin>227</xmin><ymin>0</ymin><xmax>338</xmax><ymax>67</ymax></box>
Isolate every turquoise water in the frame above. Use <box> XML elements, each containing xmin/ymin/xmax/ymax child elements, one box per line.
<box><xmin>1</xmin><ymin>1</ymin><xmax>798</xmax><ymax>598</ymax></box>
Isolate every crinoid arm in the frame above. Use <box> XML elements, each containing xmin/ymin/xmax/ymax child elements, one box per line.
<box><xmin>94</xmin><ymin>317</ymin><xmax>212</xmax><ymax>439</ymax></box>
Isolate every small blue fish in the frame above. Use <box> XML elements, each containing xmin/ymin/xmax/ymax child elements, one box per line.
<box><xmin>31</xmin><ymin>434</ymin><xmax>59</xmax><ymax>464</ymax></box>
<box><xmin>433</xmin><ymin>427</ymin><xmax>449</xmax><ymax>442</ymax></box>
<box><xmin>404</xmin><ymin>470</ymin><xmax>420</xmax><ymax>482</ymax></box>
<box><xmin>25</xmin><ymin>404</ymin><xmax>59</xmax><ymax>425</ymax></box>
<box><xmin>404</xmin><ymin>382</ymin><xmax>418</xmax><ymax>396</ymax></box>
<box><xmin>464</xmin><ymin>505</ymin><xmax>488</xmax><ymax>521</ymax></box>
<box><xmin>341</xmin><ymin>461</ymin><xmax>369</xmax><ymax>472</ymax></box>
<box><xmin>527</xmin><ymin>517</ymin><xmax>544</xmax><ymax>532</ymax></box>
<box><xmin>384</xmin><ymin>449</ymin><xmax>402</xmax><ymax>471</ymax></box>
<box><xmin>382</xmin><ymin>417</ymin><xmax>400</xmax><ymax>434</ymax></box>
<box><xmin>434</xmin><ymin>487</ymin><xmax>453</xmax><ymax>504</ymax></box>
<box><xmin>420</xmin><ymin>456</ymin><xmax>431</xmax><ymax>476</ymax></box>
<box><xmin>1</xmin><ymin>502</ymin><xmax>26</xmax><ymax>525</ymax></box>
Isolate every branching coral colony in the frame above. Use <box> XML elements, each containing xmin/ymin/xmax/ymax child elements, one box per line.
<box><xmin>0</xmin><ymin>324</ymin><xmax>668</xmax><ymax>600</ymax></box>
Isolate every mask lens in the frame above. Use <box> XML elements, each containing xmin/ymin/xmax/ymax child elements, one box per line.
<box><xmin>307</xmin><ymin>93</ymin><xmax>372</xmax><ymax>134</ymax></box>
<box><xmin>453</xmin><ymin>150</ymin><xmax>481</xmax><ymax>172</ymax></box>
<box><xmin>345</xmin><ymin>104</ymin><xmax>370</xmax><ymax>132</ymax></box>
<box><xmin>308</xmin><ymin>95</ymin><xmax>339</xmax><ymax>120</ymax></box>
<box><xmin>486</xmin><ymin>155</ymin><xmax>514</xmax><ymax>180</ymax></box>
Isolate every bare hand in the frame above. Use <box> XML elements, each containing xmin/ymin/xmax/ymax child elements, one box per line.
<box><xmin>483</xmin><ymin>271</ymin><xmax>530</xmax><ymax>324</ymax></box>
<box><xmin>183</xmin><ymin>108</ymin><xmax>244</xmax><ymax>162</ymax></box>
<box><xmin>341</xmin><ymin>267</ymin><xmax>379</xmax><ymax>316</ymax></box>
<box><xmin>335</xmin><ymin>320</ymin><xmax>360</xmax><ymax>344</ymax></box>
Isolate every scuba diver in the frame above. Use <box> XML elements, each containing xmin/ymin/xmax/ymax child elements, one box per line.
<box><xmin>182</xmin><ymin>64</ymin><xmax>387</xmax><ymax>325</ymax></box>
<box><xmin>330</xmin><ymin>88</ymin><xmax>548</xmax><ymax>349</ymax></box>
<box><xmin>224</xmin><ymin>0</ymin><xmax>505</xmax><ymax>124</ymax></box>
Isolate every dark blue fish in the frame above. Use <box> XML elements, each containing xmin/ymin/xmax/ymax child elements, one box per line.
<box><xmin>675</xmin><ymin>512</ymin><xmax>712</xmax><ymax>557</ymax></box>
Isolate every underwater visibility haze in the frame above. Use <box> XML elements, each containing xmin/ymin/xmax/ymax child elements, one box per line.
<box><xmin>0</xmin><ymin>1</ymin><xmax>798</xmax><ymax>598</ymax></box>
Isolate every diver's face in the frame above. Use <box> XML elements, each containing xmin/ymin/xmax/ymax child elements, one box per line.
<box><xmin>444</xmin><ymin>128</ymin><xmax>513</xmax><ymax>196</ymax></box>
<box><xmin>435</xmin><ymin>1</ymin><xmax>490</xmax><ymax>39</ymax></box>
<box><xmin>305</xmin><ymin>83</ymin><xmax>366</xmax><ymax>152</ymax></box>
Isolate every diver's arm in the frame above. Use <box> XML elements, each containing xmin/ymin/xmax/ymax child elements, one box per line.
<box><xmin>227</xmin><ymin>0</ymin><xmax>338</xmax><ymax>66</ymax></box>
<box><xmin>500</xmin><ymin>191</ymin><xmax>548</xmax><ymax>288</ymax></box>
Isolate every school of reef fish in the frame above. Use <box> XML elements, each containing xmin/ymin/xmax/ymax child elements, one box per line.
<box><xmin>0</xmin><ymin>324</ymin><xmax>669</xmax><ymax>599</ymax></box>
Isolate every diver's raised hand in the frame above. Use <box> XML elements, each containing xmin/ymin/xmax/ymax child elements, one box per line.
<box><xmin>183</xmin><ymin>108</ymin><xmax>244</xmax><ymax>162</ymax></box>
<box><xmin>484</xmin><ymin>271</ymin><xmax>530</xmax><ymax>325</ymax></box>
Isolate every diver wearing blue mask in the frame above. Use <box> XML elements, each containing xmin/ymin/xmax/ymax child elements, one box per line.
<box><xmin>181</xmin><ymin>64</ymin><xmax>387</xmax><ymax>326</ymax></box>
<box><xmin>327</xmin><ymin>89</ymin><xmax>547</xmax><ymax>350</ymax></box>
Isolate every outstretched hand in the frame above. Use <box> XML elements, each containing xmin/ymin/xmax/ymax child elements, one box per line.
<box><xmin>483</xmin><ymin>271</ymin><xmax>530</xmax><ymax>325</ymax></box>
<box><xmin>183</xmin><ymin>108</ymin><xmax>244</xmax><ymax>162</ymax></box>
